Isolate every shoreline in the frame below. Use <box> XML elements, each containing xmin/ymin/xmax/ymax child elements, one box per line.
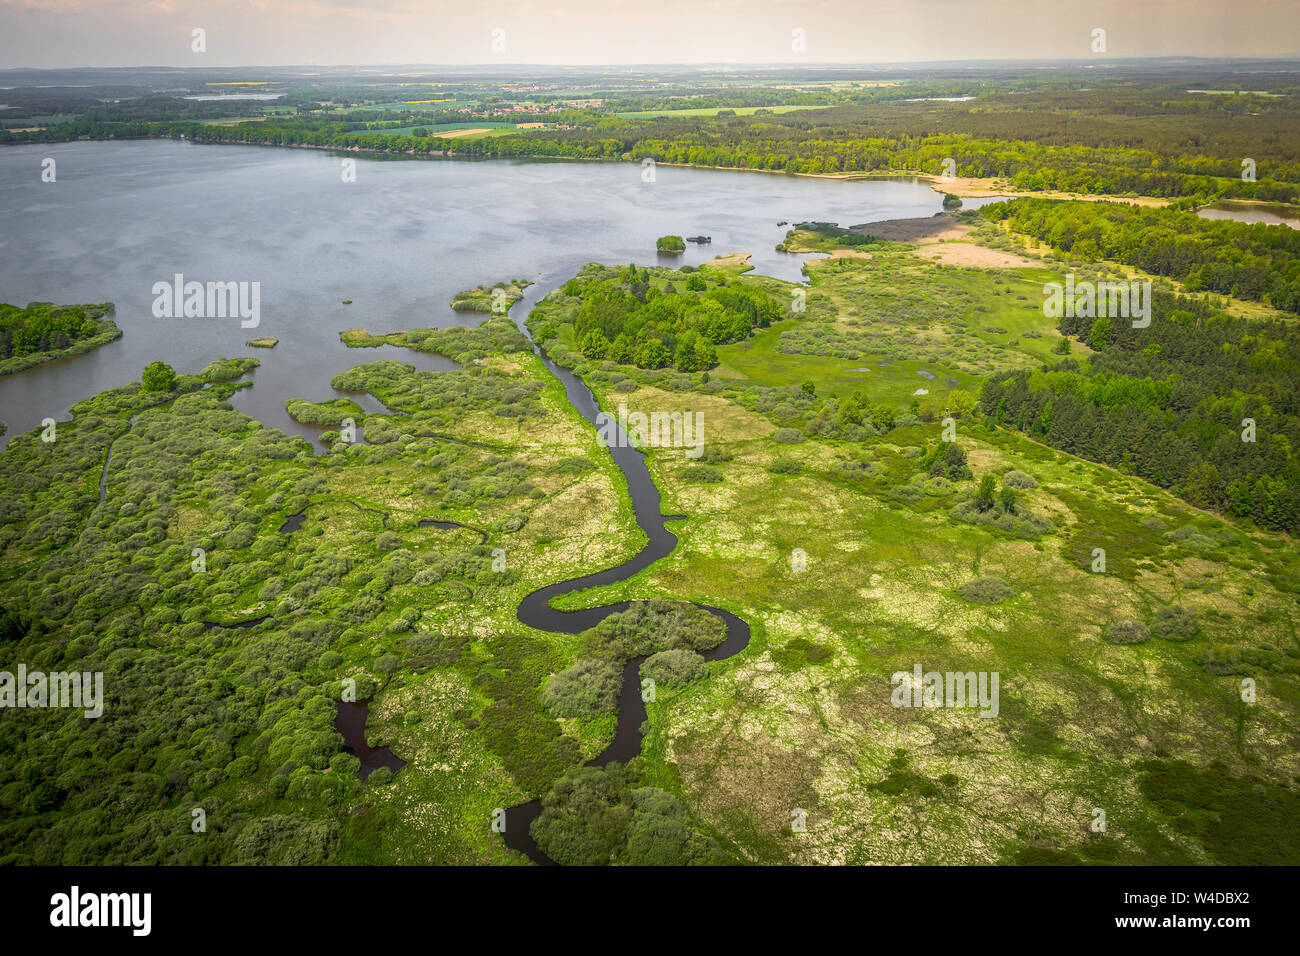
<box><xmin>0</xmin><ymin>132</ymin><xmax>1213</xmax><ymax>207</ymax></box>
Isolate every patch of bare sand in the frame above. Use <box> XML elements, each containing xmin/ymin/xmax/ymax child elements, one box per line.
<box><xmin>704</xmin><ymin>252</ymin><xmax>753</xmax><ymax>270</ymax></box>
<box><xmin>913</xmin><ymin>241</ymin><xmax>1037</xmax><ymax>268</ymax></box>
<box><xmin>912</xmin><ymin>174</ymin><xmax>1172</xmax><ymax>207</ymax></box>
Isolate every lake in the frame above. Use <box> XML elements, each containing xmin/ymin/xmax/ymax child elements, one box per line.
<box><xmin>1196</xmin><ymin>201</ymin><xmax>1300</xmax><ymax>230</ymax></box>
<box><xmin>0</xmin><ymin>140</ymin><xmax>977</xmax><ymax>445</ymax></box>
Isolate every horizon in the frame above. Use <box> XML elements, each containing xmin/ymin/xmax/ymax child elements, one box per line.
<box><xmin>5</xmin><ymin>54</ymin><xmax>1300</xmax><ymax>74</ymax></box>
<box><xmin>3</xmin><ymin>0</ymin><xmax>1298</xmax><ymax>70</ymax></box>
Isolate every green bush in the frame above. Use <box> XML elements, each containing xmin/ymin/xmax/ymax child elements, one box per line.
<box><xmin>1002</xmin><ymin>469</ymin><xmax>1038</xmax><ymax>489</ymax></box>
<box><xmin>1150</xmin><ymin>606</ymin><xmax>1200</xmax><ymax>642</ymax></box>
<box><xmin>681</xmin><ymin>465</ymin><xmax>723</xmax><ymax>483</ymax></box>
<box><xmin>1105</xmin><ymin>620</ymin><xmax>1151</xmax><ymax>644</ymax></box>
<box><xmin>642</xmin><ymin>649</ymin><xmax>708</xmax><ymax>690</ymax></box>
<box><xmin>957</xmin><ymin>577</ymin><xmax>1013</xmax><ymax>605</ymax></box>
<box><xmin>542</xmin><ymin>658</ymin><xmax>622</xmax><ymax>717</ymax></box>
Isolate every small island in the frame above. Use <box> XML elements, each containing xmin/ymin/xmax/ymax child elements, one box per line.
<box><xmin>450</xmin><ymin>279</ymin><xmax>534</xmax><ymax>313</ymax></box>
<box><xmin>285</xmin><ymin>397</ymin><xmax>365</xmax><ymax>426</ymax></box>
<box><xmin>0</xmin><ymin>301</ymin><xmax>120</xmax><ymax>377</ymax></box>
<box><xmin>656</xmin><ymin>235</ymin><xmax>686</xmax><ymax>254</ymax></box>
<box><xmin>245</xmin><ymin>337</ymin><xmax>279</xmax><ymax>349</ymax></box>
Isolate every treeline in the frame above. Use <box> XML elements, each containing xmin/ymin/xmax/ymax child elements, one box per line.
<box><xmin>0</xmin><ymin>302</ymin><xmax>113</xmax><ymax>358</ymax></box>
<box><xmin>534</xmin><ymin>263</ymin><xmax>783</xmax><ymax>371</ymax></box>
<box><xmin>0</xmin><ymin>302</ymin><xmax>120</xmax><ymax>376</ymax></box>
<box><xmin>446</xmin><ymin>89</ymin><xmax>1300</xmax><ymax>199</ymax></box>
<box><xmin>11</xmin><ymin>83</ymin><xmax>1300</xmax><ymax>202</ymax></box>
<box><xmin>978</xmin><ymin>292</ymin><xmax>1300</xmax><ymax>532</ymax></box>
<box><xmin>984</xmin><ymin>198</ymin><xmax>1300</xmax><ymax>314</ymax></box>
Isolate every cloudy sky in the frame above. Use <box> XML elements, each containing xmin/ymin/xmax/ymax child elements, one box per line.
<box><xmin>1</xmin><ymin>0</ymin><xmax>1295</xmax><ymax>68</ymax></box>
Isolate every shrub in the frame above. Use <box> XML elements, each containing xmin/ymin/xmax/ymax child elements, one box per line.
<box><xmin>642</xmin><ymin>649</ymin><xmax>709</xmax><ymax>690</ymax></box>
<box><xmin>1150</xmin><ymin>606</ymin><xmax>1200</xmax><ymax>642</ymax></box>
<box><xmin>1201</xmin><ymin>645</ymin><xmax>1244</xmax><ymax>675</ymax></box>
<box><xmin>542</xmin><ymin>658</ymin><xmax>622</xmax><ymax>717</ymax></box>
<box><xmin>1104</xmin><ymin>620</ymin><xmax>1151</xmax><ymax>644</ymax></box>
<box><xmin>681</xmin><ymin>465</ymin><xmax>723</xmax><ymax>483</ymax></box>
<box><xmin>889</xmin><ymin>483</ymin><xmax>925</xmax><ymax>502</ymax></box>
<box><xmin>577</xmin><ymin>601</ymin><xmax>724</xmax><ymax>661</ymax></box>
<box><xmin>493</xmin><ymin>513</ymin><xmax>527</xmax><ymax>533</ymax></box>
<box><xmin>1002</xmin><ymin>469</ymin><xmax>1038</xmax><ymax>489</ymax></box>
<box><xmin>957</xmin><ymin>577</ymin><xmax>1013</xmax><ymax>604</ymax></box>
<box><xmin>772</xmin><ymin>427</ymin><xmax>804</xmax><ymax>444</ymax></box>
<box><xmin>924</xmin><ymin>476</ymin><xmax>954</xmax><ymax>496</ymax></box>
<box><xmin>767</xmin><ymin>457</ymin><xmax>803</xmax><ymax>475</ymax></box>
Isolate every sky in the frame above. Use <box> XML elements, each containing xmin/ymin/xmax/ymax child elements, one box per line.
<box><xmin>0</xmin><ymin>0</ymin><xmax>1296</xmax><ymax>69</ymax></box>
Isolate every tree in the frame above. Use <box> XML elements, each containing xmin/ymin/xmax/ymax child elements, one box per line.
<box><xmin>1089</xmin><ymin>315</ymin><xmax>1112</xmax><ymax>351</ymax></box>
<box><xmin>974</xmin><ymin>474</ymin><xmax>996</xmax><ymax>511</ymax></box>
<box><xmin>947</xmin><ymin>388</ymin><xmax>977</xmax><ymax>418</ymax></box>
<box><xmin>693</xmin><ymin>337</ymin><xmax>718</xmax><ymax>370</ymax></box>
<box><xmin>141</xmin><ymin>361</ymin><xmax>176</xmax><ymax>392</ymax></box>
<box><xmin>633</xmin><ymin>338</ymin><xmax>671</xmax><ymax>369</ymax></box>
<box><xmin>801</xmin><ymin>380</ymin><xmax>816</xmax><ymax>397</ymax></box>
<box><xmin>1034</xmin><ymin>400</ymin><xmax>1053</xmax><ymax>437</ymax></box>
<box><xmin>674</xmin><ymin>331</ymin><xmax>701</xmax><ymax>371</ymax></box>
<box><xmin>607</xmin><ymin>332</ymin><xmax>635</xmax><ymax>364</ymax></box>
<box><xmin>867</xmin><ymin>402</ymin><xmax>895</xmax><ymax>432</ymax></box>
<box><xmin>999</xmin><ymin>486</ymin><xmax>1017</xmax><ymax>513</ymax></box>
<box><xmin>579</xmin><ymin>329</ymin><xmax>610</xmax><ymax>359</ymax></box>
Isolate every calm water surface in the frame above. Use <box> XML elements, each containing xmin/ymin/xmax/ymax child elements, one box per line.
<box><xmin>1196</xmin><ymin>201</ymin><xmax>1300</xmax><ymax>229</ymax></box>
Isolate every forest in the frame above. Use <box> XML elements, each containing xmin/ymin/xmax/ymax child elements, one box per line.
<box><xmin>983</xmin><ymin>198</ymin><xmax>1300</xmax><ymax>314</ymax></box>
<box><xmin>534</xmin><ymin>263</ymin><xmax>784</xmax><ymax>372</ymax></box>
<box><xmin>0</xmin><ymin>302</ymin><xmax>119</xmax><ymax>375</ymax></box>
<box><xmin>978</xmin><ymin>290</ymin><xmax>1300</xmax><ymax>532</ymax></box>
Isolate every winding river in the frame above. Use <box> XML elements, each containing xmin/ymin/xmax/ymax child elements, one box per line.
<box><xmin>496</xmin><ymin>279</ymin><xmax>752</xmax><ymax>865</ymax></box>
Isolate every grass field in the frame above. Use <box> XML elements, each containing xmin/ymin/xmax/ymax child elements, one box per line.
<box><xmin>549</xmin><ymin>373</ymin><xmax>1300</xmax><ymax>864</ymax></box>
<box><xmin>344</xmin><ymin>121</ymin><xmax>520</xmax><ymax>136</ymax></box>
<box><xmin>520</xmin><ymin>239</ymin><xmax>1300</xmax><ymax>864</ymax></box>
<box><xmin>712</xmin><ymin>238</ymin><xmax>1078</xmax><ymax>406</ymax></box>
<box><xmin>615</xmin><ymin>104</ymin><xmax>828</xmax><ymax>119</ymax></box>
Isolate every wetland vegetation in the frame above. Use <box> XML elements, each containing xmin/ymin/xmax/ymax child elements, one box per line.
<box><xmin>2</xmin><ymin>61</ymin><xmax>1298</xmax><ymax>869</ymax></box>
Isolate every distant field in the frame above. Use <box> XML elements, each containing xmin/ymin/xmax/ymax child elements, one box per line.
<box><xmin>352</xmin><ymin>100</ymin><xmax>471</xmax><ymax>111</ymax></box>
<box><xmin>344</xmin><ymin>121</ymin><xmax>518</xmax><ymax>136</ymax></box>
<box><xmin>615</xmin><ymin>104</ymin><xmax>827</xmax><ymax>119</ymax></box>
